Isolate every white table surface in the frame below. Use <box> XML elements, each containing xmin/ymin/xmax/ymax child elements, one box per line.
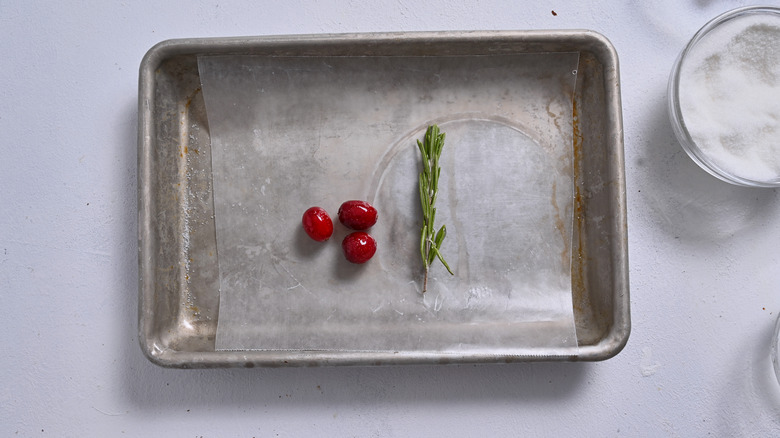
<box><xmin>3</xmin><ymin>1</ymin><xmax>780</xmax><ymax>436</ymax></box>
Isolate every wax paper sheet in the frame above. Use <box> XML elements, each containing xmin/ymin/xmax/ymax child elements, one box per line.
<box><xmin>198</xmin><ymin>52</ymin><xmax>580</xmax><ymax>352</ymax></box>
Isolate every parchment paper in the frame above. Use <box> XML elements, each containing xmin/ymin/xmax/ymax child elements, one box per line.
<box><xmin>198</xmin><ymin>52</ymin><xmax>580</xmax><ymax>352</ymax></box>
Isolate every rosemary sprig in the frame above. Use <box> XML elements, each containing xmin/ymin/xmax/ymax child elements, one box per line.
<box><xmin>418</xmin><ymin>125</ymin><xmax>453</xmax><ymax>293</ymax></box>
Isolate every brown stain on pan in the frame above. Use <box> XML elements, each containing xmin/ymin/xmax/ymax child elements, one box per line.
<box><xmin>550</xmin><ymin>181</ymin><xmax>569</xmax><ymax>269</ymax></box>
<box><xmin>551</xmin><ymin>91</ymin><xmax>590</xmax><ymax>342</ymax></box>
<box><xmin>180</xmin><ymin>87</ymin><xmax>202</xmax><ymax>157</ymax></box>
<box><xmin>570</xmin><ymin>97</ymin><xmax>588</xmax><ymax>320</ymax></box>
<box><xmin>185</xmin><ymin>87</ymin><xmax>201</xmax><ymax>110</ymax></box>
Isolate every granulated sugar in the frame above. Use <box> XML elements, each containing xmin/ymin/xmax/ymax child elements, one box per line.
<box><xmin>679</xmin><ymin>12</ymin><xmax>780</xmax><ymax>183</ymax></box>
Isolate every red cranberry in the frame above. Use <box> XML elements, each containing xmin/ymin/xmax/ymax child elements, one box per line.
<box><xmin>341</xmin><ymin>232</ymin><xmax>377</xmax><ymax>264</ymax></box>
<box><xmin>301</xmin><ymin>207</ymin><xmax>333</xmax><ymax>242</ymax></box>
<box><xmin>338</xmin><ymin>200</ymin><xmax>378</xmax><ymax>230</ymax></box>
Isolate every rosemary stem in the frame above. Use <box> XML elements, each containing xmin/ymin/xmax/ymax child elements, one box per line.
<box><xmin>417</xmin><ymin>124</ymin><xmax>453</xmax><ymax>294</ymax></box>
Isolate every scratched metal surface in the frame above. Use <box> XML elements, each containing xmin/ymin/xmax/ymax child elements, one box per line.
<box><xmin>137</xmin><ymin>31</ymin><xmax>629</xmax><ymax>367</ymax></box>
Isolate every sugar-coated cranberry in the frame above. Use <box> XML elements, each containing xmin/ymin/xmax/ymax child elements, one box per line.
<box><xmin>301</xmin><ymin>206</ymin><xmax>333</xmax><ymax>242</ymax></box>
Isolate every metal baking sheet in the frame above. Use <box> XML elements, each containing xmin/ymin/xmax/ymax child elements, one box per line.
<box><xmin>137</xmin><ymin>31</ymin><xmax>629</xmax><ymax>367</ymax></box>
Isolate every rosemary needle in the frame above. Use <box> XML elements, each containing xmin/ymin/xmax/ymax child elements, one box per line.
<box><xmin>418</xmin><ymin>125</ymin><xmax>454</xmax><ymax>293</ymax></box>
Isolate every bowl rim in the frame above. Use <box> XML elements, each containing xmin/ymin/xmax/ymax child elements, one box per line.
<box><xmin>668</xmin><ymin>5</ymin><xmax>780</xmax><ymax>188</ymax></box>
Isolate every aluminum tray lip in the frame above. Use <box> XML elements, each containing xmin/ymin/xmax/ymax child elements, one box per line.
<box><xmin>138</xmin><ymin>30</ymin><xmax>628</xmax><ymax>368</ymax></box>
<box><xmin>138</xmin><ymin>29</ymin><xmax>621</xmax><ymax>63</ymax></box>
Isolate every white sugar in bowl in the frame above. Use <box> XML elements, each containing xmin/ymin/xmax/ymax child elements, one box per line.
<box><xmin>669</xmin><ymin>6</ymin><xmax>780</xmax><ymax>187</ymax></box>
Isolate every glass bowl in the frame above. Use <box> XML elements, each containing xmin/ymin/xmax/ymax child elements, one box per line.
<box><xmin>668</xmin><ymin>6</ymin><xmax>780</xmax><ymax>187</ymax></box>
